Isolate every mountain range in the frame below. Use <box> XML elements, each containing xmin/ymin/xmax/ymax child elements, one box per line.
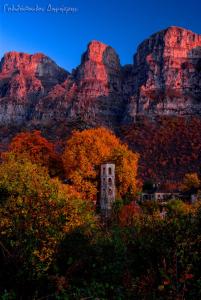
<box><xmin>0</xmin><ymin>26</ymin><xmax>201</xmax><ymax>183</ymax></box>
<box><xmin>1</xmin><ymin>26</ymin><xmax>201</xmax><ymax>129</ymax></box>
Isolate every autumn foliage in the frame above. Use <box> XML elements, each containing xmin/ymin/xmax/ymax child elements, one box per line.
<box><xmin>8</xmin><ymin>130</ymin><xmax>63</xmax><ymax>176</ymax></box>
<box><xmin>121</xmin><ymin>116</ymin><xmax>201</xmax><ymax>185</ymax></box>
<box><xmin>119</xmin><ymin>201</ymin><xmax>141</xmax><ymax>227</ymax></box>
<box><xmin>0</xmin><ymin>124</ymin><xmax>201</xmax><ymax>299</ymax></box>
<box><xmin>181</xmin><ymin>172</ymin><xmax>200</xmax><ymax>193</ymax></box>
<box><xmin>0</xmin><ymin>154</ymin><xmax>96</xmax><ymax>276</ymax></box>
<box><xmin>62</xmin><ymin>127</ymin><xmax>140</xmax><ymax>201</ymax></box>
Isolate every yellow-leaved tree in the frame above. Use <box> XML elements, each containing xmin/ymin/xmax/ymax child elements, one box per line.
<box><xmin>0</xmin><ymin>154</ymin><xmax>96</xmax><ymax>276</ymax></box>
<box><xmin>62</xmin><ymin>127</ymin><xmax>140</xmax><ymax>201</ymax></box>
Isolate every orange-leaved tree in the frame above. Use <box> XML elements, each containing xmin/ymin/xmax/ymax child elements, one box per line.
<box><xmin>8</xmin><ymin>130</ymin><xmax>63</xmax><ymax>176</ymax></box>
<box><xmin>181</xmin><ymin>173</ymin><xmax>200</xmax><ymax>194</ymax></box>
<box><xmin>62</xmin><ymin>127</ymin><xmax>140</xmax><ymax>201</ymax></box>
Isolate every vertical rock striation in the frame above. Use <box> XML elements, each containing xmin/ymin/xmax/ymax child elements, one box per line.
<box><xmin>33</xmin><ymin>40</ymin><xmax>126</xmax><ymax>129</ymax></box>
<box><xmin>0</xmin><ymin>52</ymin><xmax>68</xmax><ymax>124</ymax></box>
<box><xmin>126</xmin><ymin>26</ymin><xmax>201</xmax><ymax>120</ymax></box>
<box><xmin>0</xmin><ymin>26</ymin><xmax>201</xmax><ymax>136</ymax></box>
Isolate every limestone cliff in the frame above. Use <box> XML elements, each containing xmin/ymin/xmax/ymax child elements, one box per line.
<box><xmin>0</xmin><ymin>26</ymin><xmax>201</xmax><ymax>139</ymax></box>
<box><xmin>33</xmin><ymin>40</ymin><xmax>126</xmax><ymax>129</ymax></box>
<box><xmin>126</xmin><ymin>26</ymin><xmax>201</xmax><ymax>120</ymax></box>
<box><xmin>0</xmin><ymin>52</ymin><xmax>68</xmax><ymax>124</ymax></box>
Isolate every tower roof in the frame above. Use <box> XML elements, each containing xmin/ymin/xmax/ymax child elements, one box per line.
<box><xmin>101</xmin><ymin>161</ymin><xmax>115</xmax><ymax>165</ymax></box>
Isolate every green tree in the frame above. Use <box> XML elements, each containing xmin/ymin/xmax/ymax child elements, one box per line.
<box><xmin>166</xmin><ymin>199</ymin><xmax>191</xmax><ymax>218</ymax></box>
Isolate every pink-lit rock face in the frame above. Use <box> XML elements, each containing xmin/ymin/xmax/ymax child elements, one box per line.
<box><xmin>87</xmin><ymin>41</ymin><xmax>107</xmax><ymax>63</ymax></box>
<box><xmin>0</xmin><ymin>26</ymin><xmax>200</xmax><ymax>134</ymax></box>
<box><xmin>0</xmin><ymin>52</ymin><xmax>68</xmax><ymax>124</ymax></box>
<box><xmin>33</xmin><ymin>40</ymin><xmax>125</xmax><ymax>128</ymax></box>
<box><xmin>67</xmin><ymin>40</ymin><xmax>124</xmax><ymax>126</ymax></box>
<box><xmin>76</xmin><ymin>40</ymin><xmax>122</xmax><ymax>95</ymax></box>
<box><xmin>126</xmin><ymin>26</ymin><xmax>201</xmax><ymax>120</ymax></box>
<box><xmin>1</xmin><ymin>52</ymin><xmax>44</xmax><ymax>74</ymax></box>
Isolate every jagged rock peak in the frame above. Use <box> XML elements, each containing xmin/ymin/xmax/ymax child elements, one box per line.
<box><xmin>135</xmin><ymin>26</ymin><xmax>201</xmax><ymax>57</ymax></box>
<box><xmin>0</xmin><ymin>51</ymin><xmax>68</xmax><ymax>81</ymax></box>
<box><xmin>141</xmin><ymin>26</ymin><xmax>201</xmax><ymax>42</ymax></box>
<box><xmin>80</xmin><ymin>40</ymin><xmax>121</xmax><ymax>70</ymax></box>
<box><xmin>127</xmin><ymin>26</ymin><xmax>201</xmax><ymax>120</ymax></box>
<box><xmin>0</xmin><ymin>26</ymin><xmax>201</xmax><ymax>131</ymax></box>
<box><xmin>83</xmin><ymin>40</ymin><xmax>108</xmax><ymax>63</ymax></box>
<box><xmin>1</xmin><ymin>52</ymin><xmax>51</xmax><ymax>72</ymax></box>
<box><xmin>0</xmin><ymin>51</ymin><xmax>69</xmax><ymax>125</ymax></box>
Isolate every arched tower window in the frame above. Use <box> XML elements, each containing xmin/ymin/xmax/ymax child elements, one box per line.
<box><xmin>108</xmin><ymin>188</ymin><xmax>112</xmax><ymax>195</ymax></box>
<box><xmin>108</xmin><ymin>178</ymin><xmax>112</xmax><ymax>185</ymax></box>
<box><xmin>108</xmin><ymin>167</ymin><xmax>112</xmax><ymax>175</ymax></box>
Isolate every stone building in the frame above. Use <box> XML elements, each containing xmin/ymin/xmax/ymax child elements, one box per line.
<box><xmin>100</xmin><ymin>163</ymin><xmax>116</xmax><ymax>217</ymax></box>
<box><xmin>140</xmin><ymin>192</ymin><xmax>180</xmax><ymax>202</ymax></box>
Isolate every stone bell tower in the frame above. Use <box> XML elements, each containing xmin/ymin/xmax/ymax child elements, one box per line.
<box><xmin>100</xmin><ymin>163</ymin><xmax>115</xmax><ymax>217</ymax></box>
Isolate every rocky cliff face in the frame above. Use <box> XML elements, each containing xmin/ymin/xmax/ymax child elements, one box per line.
<box><xmin>0</xmin><ymin>26</ymin><xmax>201</xmax><ymax>139</ymax></box>
<box><xmin>126</xmin><ymin>26</ymin><xmax>201</xmax><ymax>120</ymax></box>
<box><xmin>69</xmin><ymin>41</ymin><xmax>125</xmax><ymax>127</ymax></box>
<box><xmin>0</xmin><ymin>52</ymin><xmax>68</xmax><ymax>124</ymax></box>
<box><xmin>32</xmin><ymin>40</ymin><xmax>126</xmax><ymax>129</ymax></box>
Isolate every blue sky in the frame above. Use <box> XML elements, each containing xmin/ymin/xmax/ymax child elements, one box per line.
<box><xmin>0</xmin><ymin>0</ymin><xmax>201</xmax><ymax>71</ymax></box>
